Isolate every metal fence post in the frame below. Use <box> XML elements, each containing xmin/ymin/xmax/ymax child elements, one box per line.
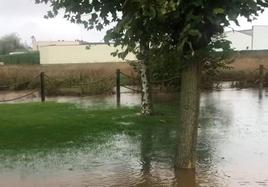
<box><xmin>40</xmin><ymin>72</ymin><xmax>46</xmax><ymax>102</ymax></box>
<box><xmin>116</xmin><ymin>69</ymin><xmax>121</xmax><ymax>107</ymax></box>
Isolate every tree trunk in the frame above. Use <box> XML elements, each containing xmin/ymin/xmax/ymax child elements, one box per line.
<box><xmin>139</xmin><ymin>39</ymin><xmax>153</xmax><ymax>116</ymax></box>
<box><xmin>140</xmin><ymin>60</ymin><xmax>153</xmax><ymax>115</ymax></box>
<box><xmin>175</xmin><ymin>62</ymin><xmax>201</xmax><ymax>169</ymax></box>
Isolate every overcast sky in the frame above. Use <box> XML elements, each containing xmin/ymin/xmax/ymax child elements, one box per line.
<box><xmin>1</xmin><ymin>0</ymin><xmax>268</xmax><ymax>47</ymax></box>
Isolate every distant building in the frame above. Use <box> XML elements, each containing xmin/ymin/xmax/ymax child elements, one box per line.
<box><xmin>225</xmin><ymin>25</ymin><xmax>268</xmax><ymax>51</ymax></box>
<box><xmin>31</xmin><ymin>36</ymin><xmax>136</xmax><ymax>64</ymax></box>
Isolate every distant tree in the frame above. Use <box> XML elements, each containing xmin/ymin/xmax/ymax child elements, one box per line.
<box><xmin>0</xmin><ymin>34</ymin><xmax>27</xmax><ymax>55</ymax></box>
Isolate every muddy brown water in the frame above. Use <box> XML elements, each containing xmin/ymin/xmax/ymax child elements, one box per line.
<box><xmin>0</xmin><ymin>88</ymin><xmax>268</xmax><ymax>187</ymax></box>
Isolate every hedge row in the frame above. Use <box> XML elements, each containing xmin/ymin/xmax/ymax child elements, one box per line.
<box><xmin>0</xmin><ymin>52</ymin><xmax>40</xmax><ymax>65</ymax></box>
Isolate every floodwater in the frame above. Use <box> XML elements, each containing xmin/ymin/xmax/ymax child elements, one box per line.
<box><xmin>0</xmin><ymin>87</ymin><xmax>141</xmax><ymax>107</ymax></box>
<box><xmin>0</xmin><ymin>87</ymin><xmax>268</xmax><ymax>187</ymax></box>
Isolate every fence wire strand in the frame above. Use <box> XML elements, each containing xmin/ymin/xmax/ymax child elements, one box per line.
<box><xmin>44</xmin><ymin>75</ymin><xmax>67</xmax><ymax>87</ymax></box>
<box><xmin>0</xmin><ymin>90</ymin><xmax>38</xmax><ymax>103</ymax></box>
<box><xmin>45</xmin><ymin>75</ymin><xmax>115</xmax><ymax>88</ymax></box>
<box><xmin>151</xmin><ymin>75</ymin><xmax>181</xmax><ymax>84</ymax></box>
<box><xmin>120</xmin><ymin>72</ymin><xmax>181</xmax><ymax>86</ymax></box>
<box><xmin>121</xmin><ymin>85</ymin><xmax>142</xmax><ymax>93</ymax></box>
<box><xmin>0</xmin><ymin>74</ymin><xmax>40</xmax><ymax>103</ymax></box>
<box><xmin>1</xmin><ymin>74</ymin><xmax>40</xmax><ymax>89</ymax></box>
<box><xmin>120</xmin><ymin>72</ymin><xmax>138</xmax><ymax>81</ymax></box>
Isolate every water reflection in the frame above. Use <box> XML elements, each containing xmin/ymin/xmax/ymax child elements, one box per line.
<box><xmin>198</xmin><ymin>88</ymin><xmax>268</xmax><ymax>187</ymax></box>
<box><xmin>174</xmin><ymin>169</ymin><xmax>196</xmax><ymax>187</ymax></box>
<box><xmin>139</xmin><ymin>125</ymin><xmax>153</xmax><ymax>186</ymax></box>
<box><xmin>0</xmin><ymin>88</ymin><xmax>268</xmax><ymax>186</ymax></box>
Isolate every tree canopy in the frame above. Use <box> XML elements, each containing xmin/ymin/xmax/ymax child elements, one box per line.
<box><xmin>36</xmin><ymin>0</ymin><xmax>268</xmax><ymax>61</ymax></box>
<box><xmin>0</xmin><ymin>34</ymin><xmax>27</xmax><ymax>55</ymax></box>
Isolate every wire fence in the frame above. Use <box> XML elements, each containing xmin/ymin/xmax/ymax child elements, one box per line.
<box><xmin>2</xmin><ymin>74</ymin><xmax>40</xmax><ymax>90</ymax></box>
<box><xmin>44</xmin><ymin>73</ymin><xmax>116</xmax><ymax>98</ymax></box>
<box><xmin>0</xmin><ymin>69</ymin><xmax>181</xmax><ymax>104</ymax></box>
<box><xmin>0</xmin><ymin>90</ymin><xmax>38</xmax><ymax>103</ymax></box>
<box><xmin>44</xmin><ymin>74</ymin><xmax>115</xmax><ymax>88</ymax></box>
<box><xmin>0</xmin><ymin>74</ymin><xmax>40</xmax><ymax>103</ymax></box>
<box><xmin>0</xmin><ymin>64</ymin><xmax>266</xmax><ymax>104</ymax></box>
<box><xmin>119</xmin><ymin>70</ymin><xmax>181</xmax><ymax>93</ymax></box>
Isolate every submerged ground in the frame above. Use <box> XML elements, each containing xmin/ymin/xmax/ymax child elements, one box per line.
<box><xmin>0</xmin><ymin>89</ymin><xmax>268</xmax><ymax>187</ymax></box>
<box><xmin>0</xmin><ymin>102</ymin><xmax>178</xmax><ymax>150</ymax></box>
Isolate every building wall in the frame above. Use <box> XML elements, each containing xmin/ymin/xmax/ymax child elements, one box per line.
<box><xmin>252</xmin><ymin>25</ymin><xmax>268</xmax><ymax>50</ymax></box>
<box><xmin>39</xmin><ymin>44</ymin><xmax>137</xmax><ymax>64</ymax></box>
<box><xmin>32</xmin><ymin>39</ymin><xmax>80</xmax><ymax>51</ymax></box>
<box><xmin>225</xmin><ymin>31</ymin><xmax>252</xmax><ymax>51</ymax></box>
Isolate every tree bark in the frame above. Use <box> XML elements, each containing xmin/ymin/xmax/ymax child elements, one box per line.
<box><xmin>175</xmin><ymin>62</ymin><xmax>201</xmax><ymax>169</ymax></box>
<box><xmin>139</xmin><ymin>40</ymin><xmax>153</xmax><ymax>116</ymax></box>
<box><xmin>140</xmin><ymin>60</ymin><xmax>153</xmax><ymax>115</ymax></box>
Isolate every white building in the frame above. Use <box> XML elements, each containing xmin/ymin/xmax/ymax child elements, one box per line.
<box><xmin>31</xmin><ymin>37</ymin><xmax>136</xmax><ymax>64</ymax></box>
<box><xmin>225</xmin><ymin>25</ymin><xmax>268</xmax><ymax>51</ymax></box>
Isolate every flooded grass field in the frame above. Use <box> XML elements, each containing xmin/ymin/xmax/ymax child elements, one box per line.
<box><xmin>0</xmin><ymin>88</ymin><xmax>268</xmax><ymax>187</ymax></box>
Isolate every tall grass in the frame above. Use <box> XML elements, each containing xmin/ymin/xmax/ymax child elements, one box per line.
<box><xmin>215</xmin><ymin>70</ymin><xmax>268</xmax><ymax>88</ymax></box>
<box><xmin>0</xmin><ymin>63</ymin><xmax>135</xmax><ymax>95</ymax></box>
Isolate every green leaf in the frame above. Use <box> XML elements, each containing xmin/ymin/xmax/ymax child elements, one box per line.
<box><xmin>189</xmin><ymin>29</ymin><xmax>202</xmax><ymax>38</ymax></box>
<box><xmin>213</xmin><ymin>8</ymin><xmax>225</xmax><ymax>15</ymax></box>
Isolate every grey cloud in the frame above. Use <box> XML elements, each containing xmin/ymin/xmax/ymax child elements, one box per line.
<box><xmin>0</xmin><ymin>0</ymin><xmax>49</xmax><ymax>18</ymax></box>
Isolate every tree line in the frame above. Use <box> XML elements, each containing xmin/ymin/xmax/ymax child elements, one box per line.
<box><xmin>0</xmin><ymin>34</ymin><xmax>28</xmax><ymax>55</ymax></box>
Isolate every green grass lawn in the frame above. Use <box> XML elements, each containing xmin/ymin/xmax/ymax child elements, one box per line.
<box><xmin>0</xmin><ymin>102</ymin><xmax>179</xmax><ymax>150</ymax></box>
